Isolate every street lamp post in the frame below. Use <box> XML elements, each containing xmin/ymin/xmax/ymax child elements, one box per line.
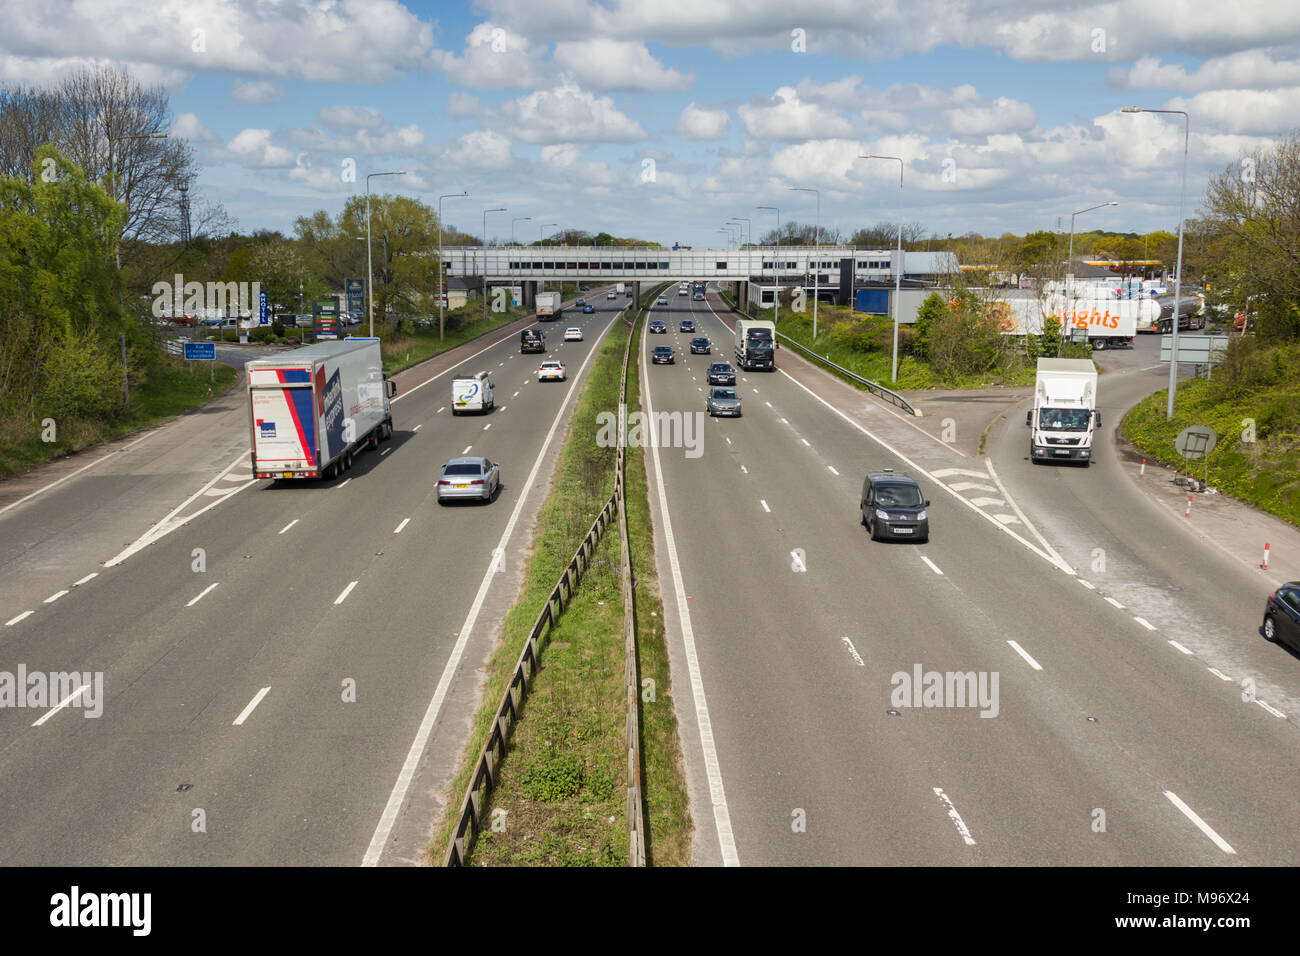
<box><xmin>1123</xmin><ymin>106</ymin><xmax>1189</xmax><ymax>421</ymax></box>
<box><xmin>1066</xmin><ymin>201</ymin><xmax>1120</xmax><ymax>337</ymax></box>
<box><xmin>482</xmin><ymin>207</ymin><xmax>507</xmax><ymax>322</ymax></box>
<box><xmin>366</xmin><ymin>170</ymin><xmax>406</xmax><ymax>337</ymax></box>
<box><xmin>438</xmin><ymin>190</ymin><xmax>468</xmax><ymax>340</ymax></box>
<box><xmin>511</xmin><ymin>216</ymin><xmax>532</xmax><ymax>246</ymax></box>
<box><xmin>757</xmin><ymin>205</ymin><xmax>780</xmax><ymax>322</ymax></box>
<box><xmin>789</xmin><ymin>186</ymin><xmax>820</xmax><ymax>338</ymax></box>
<box><xmin>860</xmin><ymin>155</ymin><xmax>904</xmax><ymax>382</ymax></box>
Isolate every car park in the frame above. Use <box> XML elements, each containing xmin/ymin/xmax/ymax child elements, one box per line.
<box><xmin>651</xmin><ymin>346</ymin><xmax>675</xmax><ymax>364</ymax></box>
<box><xmin>860</xmin><ymin>470</ymin><xmax>930</xmax><ymax>542</ymax></box>
<box><xmin>1261</xmin><ymin>583</ymin><xmax>1300</xmax><ymax>651</ymax></box>
<box><xmin>706</xmin><ymin>387</ymin><xmax>741</xmax><ymax>417</ymax></box>
<box><xmin>707</xmin><ymin>362</ymin><xmax>736</xmax><ymax>385</ymax></box>
<box><xmin>648</xmin><ymin>320</ymin><xmax>667</xmax><ymax>334</ymax></box>
<box><xmin>690</xmin><ymin>336</ymin><xmax>711</xmax><ymax>354</ymax></box>
<box><xmin>437</xmin><ymin>457</ymin><xmax>500</xmax><ymax>504</ymax></box>
<box><xmin>680</xmin><ymin>319</ymin><xmax>695</xmax><ymax>333</ymax></box>
<box><xmin>564</xmin><ymin>327</ymin><xmax>583</xmax><ymax>341</ymax></box>
<box><xmin>583</xmin><ymin>304</ymin><xmax>595</xmax><ymax>314</ymax></box>
<box><xmin>538</xmin><ymin>360</ymin><xmax>567</xmax><ymax>381</ymax></box>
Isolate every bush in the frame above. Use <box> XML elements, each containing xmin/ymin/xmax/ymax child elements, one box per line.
<box><xmin>221</xmin><ymin>330</ymin><xmax>239</xmax><ymax>342</ymax></box>
<box><xmin>249</xmin><ymin>326</ymin><xmax>275</xmax><ymax>343</ymax></box>
<box><xmin>35</xmin><ymin>332</ymin><xmax>122</xmax><ymax>422</ymax></box>
<box><xmin>521</xmin><ymin>749</ymin><xmax>583</xmax><ymax>802</ymax></box>
<box><xmin>271</xmin><ymin>319</ymin><xmax>285</xmax><ymax>337</ymax></box>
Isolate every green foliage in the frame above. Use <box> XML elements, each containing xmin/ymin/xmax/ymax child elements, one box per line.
<box><xmin>34</xmin><ymin>330</ymin><xmax>124</xmax><ymax>421</ymax></box>
<box><xmin>521</xmin><ymin>748</ymin><xmax>584</xmax><ymax>802</ymax></box>
<box><xmin>1039</xmin><ymin>316</ymin><xmax>1061</xmax><ymax>357</ymax></box>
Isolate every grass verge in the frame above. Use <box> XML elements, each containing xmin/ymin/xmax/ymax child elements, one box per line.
<box><xmin>381</xmin><ymin>303</ymin><xmax>534</xmax><ymax>375</ymax></box>
<box><xmin>0</xmin><ymin>357</ymin><xmax>240</xmax><ymax>481</ymax></box>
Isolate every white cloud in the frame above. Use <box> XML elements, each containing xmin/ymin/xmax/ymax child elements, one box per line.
<box><xmin>553</xmin><ymin>39</ymin><xmax>691</xmax><ymax>92</ymax></box>
<box><xmin>231</xmin><ymin>80</ymin><xmax>282</xmax><ymax>105</ymax></box>
<box><xmin>946</xmin><ymin>97</ymin><xmax>1038</xmax><ymax>135</ymax></box>
<box><xmin>319</xmin><ymin>105</ymin><xmax>388</xmax><ymax>132</ymax></box>
<box><xmin>447</xmin><ymin>92</ymin><xmax>484</xmax><ymax>118</ymax></box>
<box><xmin>218</xmin><ymin>129</ymin><xmax>295</xmax><ymax>167</ymax></box>
<box><xmin>497</xmin><ymin>80</ymin><xmax>647</xmax><ymax>143</ymax></box>
<box><xmin>1166</xmin><ymin>88</ymin><xmax>1300</xmax><ymax>134</ymax></box>
<box><xmin>429</xmin><ymin>22</ymin><xmax>546</xmax><ymax>89</ymax></box>
<box><xmin>540</xmin><ymin>143</ymin><xmax>583</xmax><ymax>167</ymax></box>
<box><xmin>1110</xmin><ymin>51</ymin><xmax>1300</xmax><ymax>92</ymax></box>
<box><xmin>438</xmin><ymin>129</ymin><xmax>515</xmax><ymax>170</ymax></box>
<box><xmin>676</xmin><ymin>102</ymin><xmax>730</xmax><ymax>140</ymax></box>
<box><xmin>172</xmin><ymin>112</ymin><xmax>220</xmax><ymax>145</ymax></box>
<box><xmin>287</xmin><ymin>154</ymin><xmax>348</xmax><ymax>192</ymax></box>
<box><xmin>738</xmin><ymin>87</ymin><xmax>856</xmax><ymax>140</ymax></box>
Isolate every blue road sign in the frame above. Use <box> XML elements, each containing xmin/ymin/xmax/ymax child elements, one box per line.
<box><xmin>259</xmin><ymin>290</ymin><xmax>269</xmax><ymax>326</ymax></box>
<box><xmin>184</xmin><ymin>342</ymin><xmax>216</xmax><ymax>361</ymax></box>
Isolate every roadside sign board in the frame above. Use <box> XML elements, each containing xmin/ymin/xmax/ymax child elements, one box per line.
<box><xmin>259</xmin><ymin>290</ymin><xmax>269</xmax><ymax>326</ymax></box>
<box><xmin>1175</xmin><ymin>425</ymin><xmax>1217</xmax><ymax>460</ymax></box>
<box><xmin>183</xmin><ymin>342</ymin><xmax>216</xmax><ymax>361</ymax></box>
<box><xmin>345</xmin><ymin>279</ymin><xmax>364</xmax><ymax>316</ymax></box>
<box><xmin>1161</xmin><ymin>333</ymin><xmax>1229</xmax><ymax>364</ymax></box>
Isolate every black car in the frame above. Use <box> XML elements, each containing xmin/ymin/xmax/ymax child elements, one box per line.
<box><xmin>1261</xmin><ymin>583</ymin><xmax>1300</xmax><ymax>651</ymax></box>
<box><xmin>707</xmin><ymin>362</ymin><xmax>735</xmax><ymax>385</ymax></box>
<box><xmin>648</xmin><ymin>320</ymin><xmax>668</xmax><ymax>334</ymax></box>
<box><xmin>861</xmin><ymin>470</ymin><xmax>929</xmax><ymax>542</ymax></box>
<box><xmin>651</xmin><ymin>346</ymin><xmax>675</xmax><ymax>364</ymax></box>
<box><xmin>689</xmin><ymin>336</ymin><xmax>711</xmax><ymax>354</ymax></box>
<box><xmin>680</xmin><ymin>319</ymin><xmax>696</xmax><ymax>333</ymax></box>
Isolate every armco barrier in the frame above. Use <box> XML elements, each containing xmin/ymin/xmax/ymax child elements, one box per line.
<box><xmin>442</xmin><ymin>296</ymin><xmax>657</xmax><ymax>867</ymax></box>
<box><xmin>774</xmin><ymin>331</ymin><xmax>919</xmax><ymax>417</ymax></box>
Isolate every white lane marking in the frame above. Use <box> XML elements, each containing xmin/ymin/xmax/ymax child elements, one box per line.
<box><xmin>949</xmin><ymin>481</ymin><xmax>997</xmax><ymax>493</ymax></box>
<box><xmin>1007</xmin><ymin>640</ymin><xmax>1043</xmax><ymax>671</ymax></box>
<box><xmin>380</xmin><ymin>447</ymin><xmax>391</xmax><ymax>456</ymax></box>
<box><xmin>931</xmin><ymin>468</ymin><xmax>988</xmax><ymax>480</ymax></box>
<box><xmin>414</xmin><ymin>424</ymin><xmax>424</xmax><ymax>432</ymax></box>
<box><xmin>760</xmin><ymin>499</ymin><xmax>771</xmax><ymax>512</ymax></box>
<box><xmin>724</xmin><ymin>436</ymin><xmax>731</xmax><ymax>444</ymax></box>
<box><xmin>337</xmin><ymin>478</ymin><xmax>352</xmax><ymax>489</ymax></box>
<box><xmin>72</xmin><ymin>572</ymin><xmax>98</xmax><ymax>587</ymax></box>
<box><xmin>841</xmin><ymin>636</ymin><xmax>865</xmax><ymax>666</ymax></box>
<box><xmin>278</xmin><ymin>519</ymin><xmax>299</xmax><ymax>534</ymax></box>
<box><xmin>364</xmin><ymin>312</ymin><xmax>620</xmax><ymax>867</ymax></box>
<box><xmin>1168</xmin><ymin>640</ymin><xmax>1193</xmax><ymax>655</ymax></box>
<box><xmin>752</xmin><ymin>388</ymin><xmax>759</xmax><ymax>393</ymax></box>
<box><xmin>394</xmin><ymin>518</ymin><xmax>410</xmax><ymax>534</ymax></box>
<box><xmin>740</xmin><ymin>465</ymin><xmax>748</xmax><ymax>474</ymax></box>
<box><xmin>233</xmin><ymin>687</ymin><xmax>271</xmax><ymax>726</ymax></box>
<box><xmin>968</xmin><ymin>496</ymin><xmax>1006</xmax><ymax>507</ymax></box>
<box><xmin>1208</xmin><ymin>667</ymin><xmax>1232</xmax><ymax>681</ymax></box>
<box><xmin>933</xmin><ymin>788</ymin><xmax>977</xmax><ymax>846</ymax></box>
<box><xmin>772</xmin><ymin>363</ymin><xmax>1073</xmax><ymax>574</ymax></box>
<box><xmin>1134</xmin><ymin>617</ymin><xmax>1157</xmax><ymax>631</ymax></box>
<box><xmin>31</xmin><ymin>684</ymin><xmax>90</xmax><ymax>727</ymax></box>
<box><xmin>483</xmin><ymin>423</ymin><xmax>492</xmax><ymax>431</ymax></box>
<box><xmin>395</xmin><ymin>323</ymin><xmax>539</xmax><ymax>403</ymax></box>
<box><xmin>638</xmin><ymin>327</ymin><xmax>740</xmax><ymax>869</ymax></box>
<box><xmin>827</xmin><ymin>465</ymin><xmax>839</xmax><ymax>475</ymax></box>
<box><xmin>920</xmin><ymin>556</ymin><xmax>943</xmax><ymax>575</ymax></box>
<box><xmin>0</xmin><ymin>427</ymin><xmax>159</xmax><ymax>518</ymax></box>
<box><xmin>512</xmin><ymin>391</ymin><xmax>520</xmax><ymax>398</ymax></box>
<box><xmin>993</xmin><ymin>513</ymin><xmax>1022</xmax><ymax>525</ymax></box>
<box><xmin>1104</xmin><ymin>596</ymin><xmax>1124</xmax><ymax>608</ymax></box>
<box><xmin>779</xmin><ymin>417</ymin><xmax>787</xmax><ymax>423</ymax></box>
<box><xmin>335</xmin><ymin>581</ymin><xmax>358</xmax><ymax>604</ymax></box>
<box><xmin>5</xmin><ymin>610</ymin><xmax>34</xmax><ymax>626</ymax></box>
<box><xmin>461</xmin><ymin>445</ymin><xmax>472</xmax><ymax>455</ymax></box>
<box><xmin>1163</xmin><ymin>791</ymin><xmax>1235</xmax><ymax>854</ymax></box>
<box><xmin>43</xmin><ymin>590</ymin><xmax>69</xmax><ymax>604</ymax></box>
<box><xmin>800</xmin><ymin>438</ymin><xmax>810</xmax><ymax>446</ymax></box>
<box><xmin>1078</xmin><ymin>579</ymin><xmax>1096</xmax><ymax>589</ymax></box>
<box><xmin>185</xmin><ymin>583</ymin><xmax>219</xmax><ymax>607</ymax></box>
<box><xmin>105</xmin><ymin>450</ymin><xmax>252</xmax><ymax>567</ymax></box>
<box><xmin>984</xmin><ymin>459</ymin><xmax>1072</xmax><ymax>571</ymax></box>
<box><xmin>1257</xmin><ymin>700</ymin><xmax>1286</xmax><ymax>718</ymax></box>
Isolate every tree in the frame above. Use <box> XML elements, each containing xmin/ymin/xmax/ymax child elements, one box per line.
<box><xmin>848</xmin><ymin>220</ymin><xmax>926</xmax><ymax>248</ymax></box>
<box><xmin>1015</xmin><ymin>230</ymin><xmax>1062</xmax><ymax>274</ymax></box>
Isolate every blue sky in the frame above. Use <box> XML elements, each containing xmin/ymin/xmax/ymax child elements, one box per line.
<box><xmin>3</xmin><ymin>0</ymin><xmax>1298</xmax><ymax>247</ymax></box>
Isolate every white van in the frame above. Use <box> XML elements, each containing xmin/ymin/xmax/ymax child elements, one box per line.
<box><xmin>452</xmin><ymin>371</ymin><xmax>495</xmax><ymax>415</ymax></box>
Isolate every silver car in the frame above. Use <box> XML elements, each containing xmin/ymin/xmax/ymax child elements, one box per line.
<box><xmin>437</xmin><ymin>457</ymin><xmax>500</xmax><ymax>503</ymax></box>
<box><xmin>707</xmin><ymin>387</ymin><xmax>742</xmax><ymax>417</ymax></box>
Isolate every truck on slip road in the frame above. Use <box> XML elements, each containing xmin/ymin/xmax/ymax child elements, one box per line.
<box><xmin>1027</xmin><ymin>358</ymin><xmax>1100</xmax><ymax>466</ymax></box>
<box><xmin>246</xmin><ymin>338</ymin><xmax>396</xmax><ymax>481</ymax></box>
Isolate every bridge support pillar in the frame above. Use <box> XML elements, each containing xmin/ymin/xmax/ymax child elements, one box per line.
<box><xmin>523</xmin><ymin>281</ymin><xmax>536</xmax><ymax>310</ymax></box>
<box><xmin>737</xmin><ymin>280</ymin><xmax>748</xmax><ymax>312</ymax></box>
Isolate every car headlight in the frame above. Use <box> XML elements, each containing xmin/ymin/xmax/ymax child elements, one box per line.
<box><xmin>875</xmin><ymin>508</ymin><xmax>891</xmax><ymax>520</ymax></box>
<box><xmin>916</xmin><ymin>510</ymin><xmax>927</xmax><ymax>520</ymax></box>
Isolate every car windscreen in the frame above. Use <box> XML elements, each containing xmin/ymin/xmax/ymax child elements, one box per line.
<box><xmin>443</xmin><ymin>463</ymin><xmax>483</xmax><ymax>476</ymax></box>
<box><xmin>711</xmin><ymin>389</ymin><xmax>737</xmax><ymax>399</ymax></box>
<box><xmin>875</xmin><ymin>483</ymin><xmax>923</xmax><ymax>507</ymax></box>
<box><xmin>1040</xmin><ymin>408</ymin><xmax>1090</xmax><ymax>431</ymax></box>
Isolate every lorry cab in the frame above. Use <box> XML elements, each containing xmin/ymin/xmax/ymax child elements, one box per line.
<box><xmin>452</xmin><ymin>371</ymin><xmax>494</xmax><ymax>415</ymax></box>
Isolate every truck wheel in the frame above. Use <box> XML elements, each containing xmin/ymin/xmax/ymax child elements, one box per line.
<box><xmin>344</xmin><ymin>451</ymin><xmax>353</xmax><ymax>471</ymax></box>
<box><xmin>1093</xmin><ymin>338</ymin><xmax>1106</xmax><ymax>350</ymax></box>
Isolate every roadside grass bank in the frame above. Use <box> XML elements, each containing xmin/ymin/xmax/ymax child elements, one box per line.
<box><xmin>381</xmin><ymin>303</ymin><xmax>534</xmax><ymax>375</ymax></box>
<box><xmin>1122</xmin><ymin>340</ymin><xmax>1300</xmax><ymax>527</ymax></box>
<box><xmin>0</xmin><ymin>357</ymin><xmax>240</xmax><ymax>481</ymax></box>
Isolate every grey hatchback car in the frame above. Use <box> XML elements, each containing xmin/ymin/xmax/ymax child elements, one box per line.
<box><xmin>706</xmin><ymin>387</ymin><xmax>741</xmax><ymax>417</ymax></box>
<box><xmin>437</xmin><ymin>457</ymin><xmax>500</xmax><ymax>503</ymax></box>
<box><xmin>861</xmin><ymin>470</ymin><xmax>929</xmax><ymax>541</ymax></box>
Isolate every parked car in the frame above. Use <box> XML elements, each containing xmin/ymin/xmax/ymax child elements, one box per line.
<box><xmin>564</xmin><ymin>327</ymin><xmax>583</xmax><ymax>341</ymax></box>
<box><xmin>706</xmin><ymin>387</ymin><xmax>741</xmax><ymax>417</ymax></box>
<box><xmin>538</xmin><ymin>360</ymin><xmax>567</xmax><ymax>381</ymax></box>
<box><xmin>680</xmin><ymin>319</ymin><xmax>695</xmax><ymax>333</ymax></box>
<box><xmin>690</xmin><ymin>337</ymin><xmax>712</xmax><ymax>354</ymax></box>
<box><xmin>648</xmin><ymin>320</ymin><xmax>667</xmax><ymax>334</ymax></box>
<box><xmin>1261</xmin><ymin>583</ymin><xmax>1300</xmax><ymax>651</ymax></box>
<box><xmin>651</xmin><ymin>346</ymin><xmax>675</xmax><ymax>365</ymax></box>
<box><xmin>707</xmin><ymin>362</ymin><xmax>736</xmax><ymax>385</ymax></box>
<box><xmin>860</xmin><ymin>470</ymin><xmax>930</xmax><ymax>542</ymax></box>
<box><xmin>437</xmin><ymin>457</ymin><xmax>500</xmax><ymax>504</ymax></box>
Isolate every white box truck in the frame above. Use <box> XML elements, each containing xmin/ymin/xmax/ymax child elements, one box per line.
<box><xmin>1027</xmin><ymin>358</ymin><xmax>1100</xmax><ymax>465</ymax></box>
<box><xmin>452</xmin><ymin>371</ymin><xmax>494</xmax><ymax>415</ymax></box>
<box><xmin>246</xmin><ymin>338</ymin><xmax>396</xmax><ymax>480</ymax></box>
<box><xmin>616</xmin><ymin>282</ymin><xmax>626</xmax><ymax>295</ymax></box>
<box><xmin>536</xmin><ymin>291</ymin><xmax>562</xmax><ymax>321</ymax></box>
<box><xmin>735</xmin><ymin>319</ymin><xmax>777</xmax><ymax>370</ymax></box>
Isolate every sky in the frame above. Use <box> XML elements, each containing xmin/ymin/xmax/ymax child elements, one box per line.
<box><xmin>2</xmin><ymin>0</ymin><xmax>1298</xmax><ymax>248</ymax></box>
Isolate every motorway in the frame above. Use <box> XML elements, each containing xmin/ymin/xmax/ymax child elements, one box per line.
<box><xmin>644</xmin><ymin>288</ymin><xmax>1300</xmax><ymax>866</ymax></box>
<box><xmin>0</xmin><ymin>291</ymin><xmax>624</xmax><ymax>864</ymax></box>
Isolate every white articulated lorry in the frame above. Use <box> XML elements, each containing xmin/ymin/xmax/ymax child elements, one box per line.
<box><xmin>1027</xmin><ymin>358</ymin><xmax>1100</xmax><ymax>465</ymax></box>
<box><xmin>992</xmin><ymin>292</ymin><xmax>1144</xmax><ymax>349</ymax></box>
<box><xmin>246</xmin><ymin>338</ymin><xmax>396</xmax><ymax>480</ymax></box>
<box><xmin>734</xmin><ymin>318</ymin><xmax>777</xmax><ymax>370</ymax></box>
<box><xmin>536</xmin><ymin>291</ymin><xmax>562</xmax><ymax>321</ymax></box>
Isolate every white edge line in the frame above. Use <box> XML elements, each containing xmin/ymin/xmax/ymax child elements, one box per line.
<box><xmin>920</xmin><ymin>556</ymin><xmax>944</xmax><ymax>575</ymax></box>
<box><xmin>985</xmin><ymin>458</ymin><xmax>1074</xmax><ymax>573</ymax></box>
<box><xmin>362</xmin><ymin>312</ymin><xmax>620</xmax><ymax>867</ymax></box>
<box><xmin>840</xmin><ymin>636</ymin><xmax>865</xmax><ymax>667</ymax></box>
<box><xmin>933</xmin><ymin>787</ymin><xmax>977</xmax><ymax>846</ymax></box>
<box><xmin>1104</xmin><ymin>596</ymin><xmax>1124</xmax><ymax>608</ymax></box>
<box><xmin>1168</xmin><ymin>639</ymin><xmax>1193</xmax><ymax>655</ymax></box>
<box><xmin>1006</xmin><ymin>639</ymin><xmax>1043</xmax><ymax>671</ymax></box>
<box><xmin>278</xmin><ymin>519</ymin><xmax>299</xmax><ymax>534</ymax></box>
<box><xmin>1134</xmin><ymin>617</ymin><xmax>1157</xmax><ymax>631</ymax></box>
<box><xmin>1208</xmin><ymin>667</ymin><xmax>1231</xmax><ymax>681</ymax></box>
<box><xmin>1163</xmin><ymin>790</ymin><xmax>1235</xmax><ymax>854</ymax></box>
<box><xmin>232</xmin><ymin>686</ymin><xmax>271</xmax><ymax>726</ymax></box>
<box><xmin>32</xmin><ymin>684</ymin><xmax>90</xmax><ymax>727</ymax></box>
